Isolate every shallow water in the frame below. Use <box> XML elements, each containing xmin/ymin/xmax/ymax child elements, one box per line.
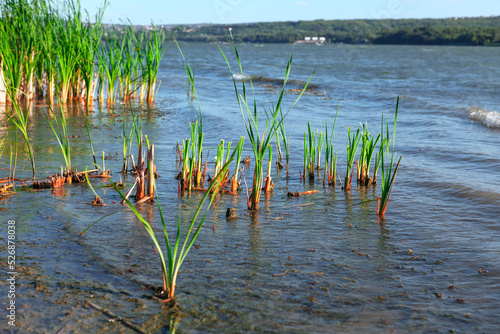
<box><xmin>1</xmin><ymin>43</ymin><xmax>500</xmax><ymax>333</ymax></box>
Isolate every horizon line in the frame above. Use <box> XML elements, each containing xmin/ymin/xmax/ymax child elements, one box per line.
<box><xmin>100</xmin><ymin>15</ymin><xmax>499</xmax><ymax>27</ymax></box>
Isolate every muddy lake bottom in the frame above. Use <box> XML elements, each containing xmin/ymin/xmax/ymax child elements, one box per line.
<box><xmin>2</xmin><ymin>190</ymin><xmax>496</xmax><ymax>334</ymax></box>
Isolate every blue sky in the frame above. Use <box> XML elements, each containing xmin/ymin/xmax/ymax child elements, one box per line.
<box><xmin>80</xmin><ymin>0</ymin><xmax>500</xmax><ymax>25</ymax></box>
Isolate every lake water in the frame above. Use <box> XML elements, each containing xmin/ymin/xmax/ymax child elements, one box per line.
<box><xmin>1</xmin><ymin>43</ymin><xmax>499</xmax><ymax>333</ymax></box>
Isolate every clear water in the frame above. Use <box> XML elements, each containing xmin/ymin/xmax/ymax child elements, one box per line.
<box><xmin>1</xmin><ymin>43</ymin><xmax>499</xmax><ymax>333</ymax></box>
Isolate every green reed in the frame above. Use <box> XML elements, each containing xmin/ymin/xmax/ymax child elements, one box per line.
<box><xmin>4</xmin><ymin>131</ymin><xmax>18</xmax><ymax>183</ymax></box>
<box><xmin>0</xmin><ymin>136</ymin><xmax>5</xmax><ymax>158</ymax></box>
<box><xmin>177</xmin><ymin>43</ymin><xmax>207</xmax><ymax>187</ymax></box>
<box><xmin>0</xmin><ymin>1</ymin><xmax>176</xmax><ymax>106</ymax></box>
<box><xmin>99</xmin><ymin>29</ymin><xmax>125</xmax><ymax>104</ymax></box>
<box><xmin>131</xmin><ymin>30</ymin><xmax>145</xmax><ymax>99</ymax></box>
<box><xmin>214</xmin><ymin>139</ymin><xmax>232</xmax><ymax>183</ymax></box>
<box><xmin>264</xmin><ymin>145</ymin><xmax>273</xmax><ymax>192</ymax></box>
<box><xmin>344</xmin><ymin>127</ymin><xmax>362</xmax><ymax>191</ymax></box>
<box><xmin>83</xmin><ymin>116</ymin><xmax>98</xmax><ymax>169</ymax></box>
<box><xmin>122</xmin><ymin>109</ymin><xmax>143</xmax><ymax>176</ymax></box>
<box><xmin>9</xmin><ymin>132</ymin><xmax>18</xmax><ymax>182</ymax></box>
<box><xmin>176</xmin><ymin>41</ymin><xmax>196</xmax><ymax>100</ymax></box>
<box><xmin>372</xmin><ymin>134</ymin><xmax>389</xmax><ymax>185</ymax></box>
<box><xmin>215</xmin><ymin>140</ymin><xmax>224</xmax><ymax>177</ymax></box>
<box><xmin>0</xmin><ymin>0</ymin><xmax>109</xmax><ymax>104</ymax></box>
<box><xmin>54</xmin><ymin>2</ymin><xmax>84</xmax><ymax>103</ymax></box>
<box><xmin>317</xmin><ymin>130</ymin><xmax>324</xmax><ymax>172</ymax></box>
<box><xmin>4</xmin><ymin>101</ymin><xmax>35</xmax><ymax>178</ymax></box>
<box><xmin>378</xmin><ymin>97</ymin><xmax>402</xmax><ymax>217</ymax></box>
<box><xmin>55</xmin><ymin>0</ymin><xmax>105</xmax><ymax>103</ymax></box>
<box><xmin>304</xmin><ymin>123</ymin><xmax>324</xmax><ymax>180</ymax></box>
<box><xmin>120</xmin><ymin>112</ymin><xmax>140</xmax><ymax>173</ymax></box>
<box><xmin>358</xmin><ymin>122</ymin><xmax>380</xmax><ymax>186</ymax></box>
<box><xmin>328</xmin><ymin>146</ymin><xmax>338</xmax><ymax>186</ymax></box>
<box><xmin>188</xmin><ymin>120</ymin><xmax>204</xmax><ymax>186</ymax></box>
<box><xmin>231</xmin><ymin>137</ymin><xmax>245</xmax><ymax>192</ymax></box>
<box><xmin>0</xmin><ymin>0</ymin><xmax>39</xmax><ymax>101</ymax></box>
<box><xmin>180</xmin><ymin>138</ymin><xmax>191</xmax><ymax>190</ymax></box>
<box><xmin>39</xmin><ymin>2</ymin><xmax>58</xmax><ymax>104</ymax></box>
<box><xmin>0</xmin><ymin>59</ymin><xmax>5</xmax><ymax>104</ymax></box>
<box><xmin>277</xmin><ymin>109</ymin><xmax>290</xmax><ymax>178</ymax></box>
<box><xmin>119</xmin><ymin>23</ymin><xmax>141</xmax><ymax>100</ymax></box>
<box><xmin>324</xmin><ymin>106</ymin><xmax>339</xmax><ymax>185</ymax></box>
<box><xmin>78</xmin><ymin>5</ymin><xmax>106</xmax><ymax>105</ymax></box>
<box><xmin>96</xmin><ymin>48</ymin><xmax>107</xmax><ymax>103</ymax></box>
<box><xmin>305</xmin><ymin>123</ymin><xmax>316</xmax><ymax>179</ymax></box>
<box><xmin>270</xmin><ymin>119</ymin><xmax>282</xmax><ymax>162</ymax></box>
<box><xmin>177</xmin><ymin>134</ymin><xmax>195</xmax><ymax>193</ymax></box>
<box><xmin>43</xmin><ymin>105</ymin><xmax>71</xmax><ymax>171</ymax></box>
<box><xmin>220</xmin><ymin>31</ymin><xmax>313</xmax><ymax>209</ymax></box>
<box><xmin>187</xmin><ymin>151</ymin><xmax>195</xmax><ymax>192</ymax></box>
<box><xmin>303</xmin><ymin>132</ymin><xmax>308</xmax><ymax>179</ymax></box>
<box><xmin>142</xmin><ymin>25</ymin><xmax>170</xmax><ymax>103</ymax></box>
<box><xmin>85</xmin><ymin>167</ymin><xmax>103</xmax><ymax>204</ymax></box>
<box><xmin>101</xmin><ymin>151</ymin><xmax>106</xmax><ymax>172</ymax></box>
<box><xmin>195</xmin><ymin>130</ymin><xmax>204</xmax><ymax>186</ymax></box>
<box><xmin>113</xmin><ymin>147</ymin><xmax>237</xmax><ymax>299</ymax></box>
<box><xmin>263</xmin><ymin>107</ymin><xmax>283</xmax><ymax>168</ymax></box>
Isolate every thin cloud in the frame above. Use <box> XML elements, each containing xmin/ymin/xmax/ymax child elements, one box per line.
<box><xmin>291</xmin><ymin>2</ymin><xmax>310</xmax><ymax>6</ymax></box>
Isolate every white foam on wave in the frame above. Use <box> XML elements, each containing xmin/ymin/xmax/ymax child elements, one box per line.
<box><xmin>232</xmin><ymin>73</ymin><xmax>251</xmax><ymax>81</ymax></box>
<box><xmin>469</xmin><ymin>107</ymin><xmax>500</xmax><ymax>129</ymax></box>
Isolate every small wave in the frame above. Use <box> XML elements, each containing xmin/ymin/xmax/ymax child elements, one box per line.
<box><xmin>469</xmin><ymin>107</ymin><xmax>500</xmax><ymax>129</ymax></box>
<box><xmin>232</xmin><ymin>73</ymin><xmax>252</xmax><ymax>81</ymax></box>
<box><xmin>232</xmin><ymin>73</ymin><xmax>319</xmax><ymax>89</ymax></box>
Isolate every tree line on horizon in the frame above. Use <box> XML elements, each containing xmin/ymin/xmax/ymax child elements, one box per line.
<box><xmin>168</xmin><ymin>17</ymin><xmax>500</xmax><ymax>46</ymax></box>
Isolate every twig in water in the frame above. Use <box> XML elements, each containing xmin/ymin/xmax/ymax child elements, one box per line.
<box><xmin>287</xmin><ymin>190</ymin><xmax>318</xmax><ymax>197</ymax></box>
<box><xmin>240</xmin><ymin>169</ymin><xmax>250</xmax><ymax>209</ymax></box>
<box><xmin>272</xmin><ymin>270</ymin><xmax>288</xmax><ymax>277</ymax></box>
<box><xmin>283</xmin><ymin>203</ymin><xmax>314</xmax><ymax>209</ymax></box>
<box><xmin>86</xmin><ymin>301</ymin><xmax>146</xmax><ymax>334</ymax></box>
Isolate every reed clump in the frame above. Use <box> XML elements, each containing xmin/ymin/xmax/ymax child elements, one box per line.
<box><xmin>0</xmin><ymin>0</ymin><xmax>106</xmax><ymax>105</ymax></box>
<box><xmin>177</xmin><ymin>120</ymin><xmax>205</xmax><ymax>193</ymax></box>
<box><xmin>357</xmin><ymin>122</ymin><xmax>380</xmax><ymax>186</ymax></box>
<box><xmin>177</xmin><ymin>133</ymin><xmax>244</xmax><ymax>196</ymax></box>
<box><xmin>119</xmin><ymin>134</ymin><xmax>157</xmax><ymax>204</ymax></box>
<box><xmin>344</xmin><ymin>127</ymin><xmax>362</xmax><ymax>191</ymax></box>
<box><xmin>324</xmin><ymin>106</ymin><xmax>340</xmax><ymax>186</ymax></box>
<box><xmin>220</xmin><ymin>31</ymin><xmax>313</xmax><ymax>210</ymax></box>
<box><xmin>3</xmin><ymin>101</ymin><xmax>36</xmax><ymax>178</ymax></box>
<box><xmin>378</xmin><ymin>97</ymin><xmax>402</xmax><ymax>218</ymax></box>
<box><xmin>304</xmin><ymin>122</ymin><xmax>326</xmax><ymax>181</ymax></box>
<box><xmin>113</xmin><ymin>146</ymin><xmax>238</xmax><ymax>300</ymax></box>
<box><xmin>43</xmin><ymin>106</ymin><xmax>71</xmax><ymax>172</ymax></box>
<box><xmin>0</xmin><ymin>0</ymin><xmax>170</xmax><ymax>106</ymax></box>
<box><xmin>174</xmin><ymin>44</ymin><xmax>246</xmax><ymax>196</ymax></box>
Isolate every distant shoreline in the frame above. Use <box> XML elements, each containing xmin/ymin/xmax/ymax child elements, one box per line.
<box><xmin>187</xmin><ymin>41</ymin><xmax>500</xmax><ymax>47</ymax></box>
<box><xmin>133</xmin><ymin>16</ymin><xmax>500</xmax><ymax>46</ymax></box>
